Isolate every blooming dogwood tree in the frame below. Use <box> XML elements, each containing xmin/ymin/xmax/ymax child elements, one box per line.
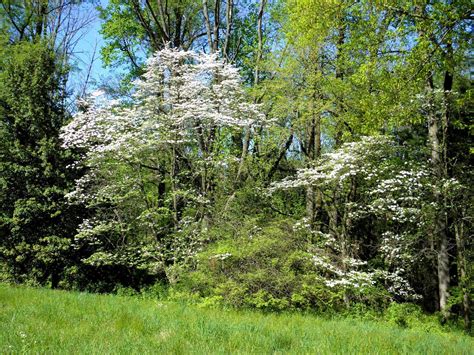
<box><xmin>271</xmin><ymin>136</ymin><xmax>449</xmax><ymax>301</ymax></box>
<box><xmin>61</xmin><ymin>48</ymin><xmax>265</xmax><ymax>281</ymax></box>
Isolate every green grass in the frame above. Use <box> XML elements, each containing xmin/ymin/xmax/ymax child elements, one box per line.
<box><xmin>0</xmin><ymin>284</ymin><xmax>472</xmax><ymax>354</ymax></box>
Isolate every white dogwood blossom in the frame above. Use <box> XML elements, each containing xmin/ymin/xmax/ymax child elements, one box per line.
<box><xmin>272</xmin><ymin>136</ymin><xmax>443</xmax><ymax>300</ymax></box>
<box><xmin>62</xmin><ymin>47</ymin><xmax>265</xmax><ymax>158</ymax></box>
<box><xmin>60</xmin><ymin>48</ymin><xmax>266</xmax><ymax>274</ymax></box>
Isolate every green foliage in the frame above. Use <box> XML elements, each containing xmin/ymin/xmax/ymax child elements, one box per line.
<box><xmin>0</xmin><ymin>38</ymin><xmax>80</xmax><ymax>287</ymax></box>
<box><xmin>385</xmin><ymin>303</ymin><xmax>426</xmax><ymax>328</ymax></box>
<box><xmin>382</xmin><ymin>303</ymin><xmax>459</xmax><ymax>334</ymax></box>
<box><xmin>0</xmin><ymin>0</ymin><xmax>472</xmax><ymax>332</ymax></box>
<box><xmin>178</xmin><ymin>217</ymin><xmax>389</xmax><ymax>312</ymax></box>
<box><xmin>98</xmin><ymin>0</ymin><xmax>203</xmax><ymax>81</ymax></box>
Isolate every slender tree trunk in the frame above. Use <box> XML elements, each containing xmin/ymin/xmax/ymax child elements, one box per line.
<box><xmin>306</xmin><ymin>117</ymin><xmax>316</xmax><ymax>225</ymax></box>
<box><xmin>254</xmin><ymin>0</ymin><xmax>266</xmax><ymax>83</ymax></box>
<box><xmin>223</xmin><ymin>0</ymin><xmax>234</xmax><ymax>59</ymax></box>
<box><xmin>334</xmin><ymin>22</ymin><xmax>345</xmax><ymax>147</ymax></box>
<box><xmin>306</xmin><ymin>186</ymin><xmax>315</xmax><ymax>225</ymax></box>
<box><xmin>426</xmin><ymin>74</ymin><xmax>450</xmax><ymax>315</ymax></box>
<box><xmin>235</xmin><ymin>128</ymin><xmax>250</xmax><ymax>181</ymax></box>
<box><xmin>236</xmin><ymin>0</ymin><xmax>266</xmax><ymax>181</ymax></box>
<box><xmin>314</xmin><ymin>107</ymin><xmax>322</xmax><ymax>229</ymax></box>
<box><xmin>329</xmin><ymin>20</ymin><xmax>345</xmax><ymax>244</ymax></box>
<box><xmin>202</xmin><ymin>0</ymin><xmax>214</xmax><ymax>52</ymax></box>
<box><xmin>212</xmin><ymin>0</ymin><xmax>220</xmax><ymax>52</ymax></box>
<box><xmin>171</xmin><ymin>146</ymin><xmax>178</xmax><ymax>228</ymax></box>
<box><xmin>267</xmin><ymin>130</ymin><xmax>294</xmax><ymax>183</ymax></box>
<box><xmin>306</xmin><ymin>101</ymin><xmax>321</xmax><ymax>228</ymax></box>
<box><xmin>313</xmin><ymin>90</ymin><xmax>322</xmax><ymax>225</ymax></box>
<box><xmin>454</xmin><ymin>209</ymin><xmax>471</xmax><ymax>331</ymax></box>
<box><xmin>51</xmin><ymin>270</ymin><xmax>59</xmax><ymax>289</ymax></box>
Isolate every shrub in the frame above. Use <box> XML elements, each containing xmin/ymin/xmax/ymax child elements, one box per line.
<box><xmin>178</xmin><ymin>217</ymin><xmax>389</xmax><ymax>312</ymax></box>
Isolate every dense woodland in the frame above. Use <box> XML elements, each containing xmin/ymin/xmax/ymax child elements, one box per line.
<box><xmin>0</xmin><ymin>0</ymin><xmax>472</xmax><ymax>331</ymax></box>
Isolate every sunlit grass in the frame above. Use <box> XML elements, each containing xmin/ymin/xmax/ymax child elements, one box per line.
<box><xmin>0</xmin><ymin>284</ymin><xmax>472</xmax><ymax>354</ymax></box>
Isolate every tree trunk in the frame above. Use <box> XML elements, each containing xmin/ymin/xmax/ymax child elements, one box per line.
<box><xmin>236</xmin><ymin>0</ymin><xmax>266</xmax><ymax>181</ymax></box>
<box><xmin>334</xmin><ymin>21</ymin><xmax>345</xmax><ymax>147</ymax></box>
<box><xmin>426</xmin><ymin>74</ymin><xmax>450</xmax><ymax>315</ymax></box>
<box><xmin>202</xmin><ymin>0</ymin><xmax>214</xmax><ymax>52</ymax></box>
<box><xmin>454</xmin><ymin>209</ymin><xmax>471</xmax><ymax>331</ymax></box>
<box><xmin>306</xmin><ymin>98</ymin><xmax>321</xmax><ymax>227</ymax></box>
<box><xmin>223</xmin><ymin>0</ymin><xmax>234</xmax><ymax>59</ymax></box>
<box><xmin>171</xmin><ymin>146</ymin><xmax>178</xmax><ymax>228</ymax></box>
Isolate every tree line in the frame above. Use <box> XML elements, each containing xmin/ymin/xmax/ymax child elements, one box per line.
<box><xmin>0</xmin><ymin>0</ymin><xmax>472</xmax><ymax>331</ymax></box>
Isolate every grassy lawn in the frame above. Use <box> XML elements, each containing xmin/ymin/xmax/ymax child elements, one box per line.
<box><xmin>0</xmin><ymin>284</ymin><xmax>472</xmax><ymax>354</ymax></box>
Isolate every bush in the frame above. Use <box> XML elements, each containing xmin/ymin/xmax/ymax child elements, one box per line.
<box><xmin>178</xmin><ymin>217</ymin><xmax>389</xmax><ymax>313</ymax></box>
<box><xmin>383</xmin><ymin>303</ymin><xmax>446</xmax><ymax>333</ymax></box>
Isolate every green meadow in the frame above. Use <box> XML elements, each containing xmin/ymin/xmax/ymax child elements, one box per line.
<box><xmin>0</xmin><ymin>284</ymin><xmax>472</xmax><ymax>354</ymax></box>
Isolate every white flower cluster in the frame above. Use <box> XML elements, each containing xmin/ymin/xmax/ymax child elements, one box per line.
<box><xmin>209</xmin><ymin>253</ymin><xmax>232</xmax><ymax>261</ymax></box>
<box><xmin>269</xmin><ymin>136</ymin><xmax>393</xmax><ymax>192</ymax></box>
<box><xmin>292</xmin><ymin>217</ymin><xmax>312</xmax><ymax>233</ymax></box>
<box><xmin>311</xmin><ymin>254</ymin><xmax>376</xmax><ymax>290</ymax></box>
<box><xmin>380</xmin><ymin>270</ymin><xmax>421</xmax><ymax>300</ymax></box>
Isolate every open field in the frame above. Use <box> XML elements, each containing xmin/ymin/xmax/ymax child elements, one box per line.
<box><xmin>0</xmin><ymin>284</ymin><xmax>472</xmax><ymax>354</ymax></box>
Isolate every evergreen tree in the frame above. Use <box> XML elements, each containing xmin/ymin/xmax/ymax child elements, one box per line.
<box><xmin>0</xmin><ymin>38</ymin><xmax>77</xmax><ymax>287</ymax></box>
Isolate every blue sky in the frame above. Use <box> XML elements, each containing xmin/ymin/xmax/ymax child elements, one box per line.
<box><xmin>68</xmin><ymin>1</ymin><xmax>110</xmax><ymax>96</ymax></box>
